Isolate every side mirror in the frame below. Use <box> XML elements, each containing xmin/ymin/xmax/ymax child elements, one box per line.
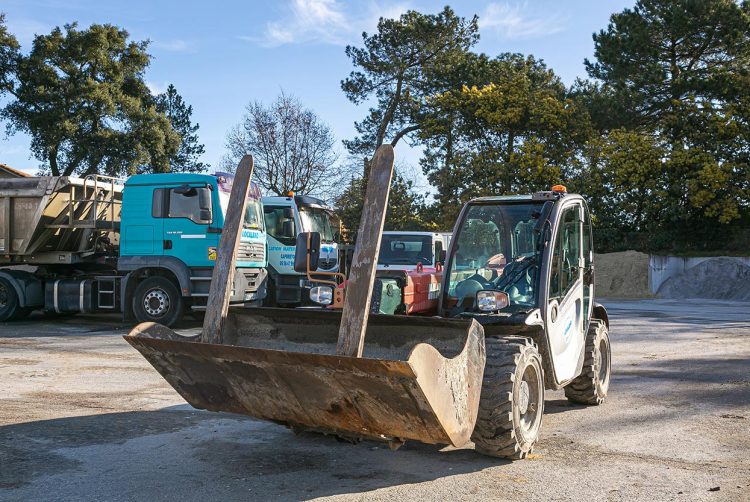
<box><xmin>294</xmin><ymin>231</ymin><xmax>320</xmax><ymax>273</ymax></box>
<box><xmin>438</xmin><ymin>249</ymin><xmax>447</xmax><ymax>264</ymax></box>
<box><xmin>173</xmin><ymin>184</ymin><xmax>193</xmax><ymax>195</ymax></box>
<box><xmin>283</xmin><ymin>207</ymin><xmax>294</xmax><ymax>219</ymax></box>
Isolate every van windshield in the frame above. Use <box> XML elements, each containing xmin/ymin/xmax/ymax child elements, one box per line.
<box><xmin>378</xmin><ymin>235</ymin><xmax>433</xmax><ymax>266</ymax></box>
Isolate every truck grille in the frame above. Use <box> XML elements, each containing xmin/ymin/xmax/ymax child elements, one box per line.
<box><xmin>319</xmin><ymin>256</ymin><xmax>337</xmax><ymax>270</ymax></box>
<box><xmin>237</xmin><ymin>242</ymin><xmax>265</xmax><ymax>262</ymax></box>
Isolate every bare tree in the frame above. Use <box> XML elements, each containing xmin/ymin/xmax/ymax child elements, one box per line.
<box><xmin>224</xmin><ymin>92</ymin><xmax>339</xmax><ymax>197</ymax></box>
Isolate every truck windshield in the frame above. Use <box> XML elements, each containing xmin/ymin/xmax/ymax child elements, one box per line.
<box><xmin>244</xmin><ymin>199</ymin><xmax>264</xmax><ymax>230</ymax></box>
<box><xmin>299</xmin><ymin>207</ymin><xmax>336</xmax><ymax>242</ymax></box>
<box><xmin>444</xmin><ymin>202</ymin><xmax>545</xmax><ymax>313</ymax></box>
<box><xmin>218</xmin><ymin>192</ymin><xmax>264</xmax><ymax>231</ymax></box>
<box><xmin>378</xmin><ymin>235</ymin><xmax>433</xmax><ymax>266</ymax></box>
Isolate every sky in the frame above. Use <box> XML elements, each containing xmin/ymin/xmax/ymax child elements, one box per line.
<box><xmin>0</xmin><ymin>0</ymin><xmax>635</xmax><ymax>184</ymax></box>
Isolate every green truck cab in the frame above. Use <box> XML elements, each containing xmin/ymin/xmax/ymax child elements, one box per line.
<box><xmin>119</xmin><ymin>172</ymin><xmax>268</xmax><ymax>325</ymax></box>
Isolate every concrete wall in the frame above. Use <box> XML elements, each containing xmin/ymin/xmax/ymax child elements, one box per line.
<box><xmin>649</xmin><ymin>255</ymin><xmax>750</xmax><ymax>294</ymax></box>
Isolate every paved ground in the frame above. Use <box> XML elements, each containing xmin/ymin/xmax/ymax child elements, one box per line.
<box><xmin>1</xmin><ymin>300</ymin><xmax>749</xmax><ymax>501</ymax></box>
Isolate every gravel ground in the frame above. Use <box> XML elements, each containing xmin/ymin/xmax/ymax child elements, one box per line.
<box><xmin>1</xmin><ymin>300</ymin><xmax>749</xmax><ymax>501</ymax></box>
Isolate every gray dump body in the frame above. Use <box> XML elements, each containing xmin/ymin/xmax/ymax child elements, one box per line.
<box><xmin>0</xmin><ymin>175</ymin><xmax>122</xmax><ymax>265</ymax></box>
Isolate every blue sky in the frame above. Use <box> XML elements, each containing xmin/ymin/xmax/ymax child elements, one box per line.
<box><xmin>0</xmin><ymin>0</ymin><xmax>634</xmax><ymax>182</ymax></box>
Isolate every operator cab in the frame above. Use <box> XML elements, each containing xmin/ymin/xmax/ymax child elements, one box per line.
<box><xmin>440</xmin><ymin>186</ymin><xmax>594</xmax><ymax>332</ymax></box>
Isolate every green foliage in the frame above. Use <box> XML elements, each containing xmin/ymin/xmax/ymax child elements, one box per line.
<box><xmin>341</xmin><ymin>6</ymin><xmax>478</xmax><ymax>155</ymax></box>
<box><xmin>338</xmin><ymin>1</ymin><xmax>750</xmax><ymax>253</ymax></box>
<box><xmin>0</xmin><ymin>22</ymin><xmax>179</xmax><ymax>176</ymax></box>
<box><xmin>584</xmin><ymin>0</ymin><xmax>750</xmax><ymax>240</ymax></box>
<box><xmin>155</xmin><ymin>84</ymin><xmax>208</xmax><ymax>173</ymax></box>
<box><xmin>0</xmin><ymin>14</ymin><xmax>19</xmax><ymax>98</ymax></box>
<box><xmin>334</xmin><ymin>171</ymin><xmax>435</xmax><ymax>243</ymax></box>
<box><xmin>419</xmin><ymin>54</ymin><xmax>590</xmax><ymax>228</ymax></box>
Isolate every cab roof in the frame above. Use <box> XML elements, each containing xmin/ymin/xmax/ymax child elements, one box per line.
<box><xmin>262</xmin><ymin>194</ymin><xmax>333</xmax><ymax>211</ymax></box>
<box><xmin>469</xmin><ymin>191</ymin><xmax>581</xmax><ymax>204</ymax></box>
<box><xmin>125</xmin><ymin>173</ymin><xmax>217</xmax><ymax>186</ymax></box>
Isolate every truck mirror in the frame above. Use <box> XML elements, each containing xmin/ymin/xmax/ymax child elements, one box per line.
<box><xmin>283</xmin><ymin>207</ymin><xmax>294</xmax><ymax>219</ymax></box>
<box><xmin>174</xmin><ymin>184</ymin><xmax>194</xmax><ymax>196</ymax></box>
<box><xmin>438</xmin><ymin>249</ymin><xmax>447</xmax><ymax>264</ymax></box>
<box><xmin>294</xmin><ymin>232</ymin><xmax>321</xmax><ymax>273</ymax></box>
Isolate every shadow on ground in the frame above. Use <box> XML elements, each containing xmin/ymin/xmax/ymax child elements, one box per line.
<box><xmin>0</xmin><ymin>408</ymin><xmax>504</xmax><ymax>500</ymax></box>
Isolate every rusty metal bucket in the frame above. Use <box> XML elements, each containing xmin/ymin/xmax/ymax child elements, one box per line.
<box><xmin>126</xmin><ymin>307</ymin><xmax>485</xmax><ymax>447</ymax></box>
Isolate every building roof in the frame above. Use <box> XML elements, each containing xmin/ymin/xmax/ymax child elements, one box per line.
<box><xmin>0</xmin><ymin>164</ymin><xmax>31</xmax><ymax>177</ymax></box>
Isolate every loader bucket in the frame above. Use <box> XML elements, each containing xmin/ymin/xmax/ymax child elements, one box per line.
<box><xmin>125</xmin><ymin>307</ymin><xmax>485</xmax><ymax>447</ymax></box>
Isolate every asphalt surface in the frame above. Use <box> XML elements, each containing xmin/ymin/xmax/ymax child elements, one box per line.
<box><xmin>1</xmin><ymin>300</ymin><xmax>749</xmax><ymax>501</ymax></box>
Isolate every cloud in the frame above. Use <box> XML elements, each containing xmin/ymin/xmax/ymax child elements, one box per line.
<box><xmin>146</xmin><ymin>81</ymin><xmax>169</xmax><ymax>95</ymax></box>
<box><xmin>152</xmin><ymin>39</ymin><xmax>191</xmax><ymax>52</ymax></box>
<box><xmin>480</xmin><ymin>2</ymin><xmax>566</xmax><ymax>39</ymax></box>
<box><xmin>244</xmin><ymin>0</ymin><xmax>411</xmax><ymax>47</ymax></box>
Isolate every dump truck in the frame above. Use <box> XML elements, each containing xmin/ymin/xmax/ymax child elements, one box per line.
<box><xmin>0</xmin><ymin>170</ymin><xmax>267</xmax><ymax>325</ymax></box>
<box><xmin>125</xmin><ymin>148</ymin><xmax>611</xmax><ymax>460</ymax></box>
<box><xmin>261</xmin><ymin>193</ymin><xmax>340</xmax><ymax>306</ymax></box>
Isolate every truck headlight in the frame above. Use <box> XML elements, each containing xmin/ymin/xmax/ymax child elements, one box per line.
<box><xmin>310</xmin><ymin>286</ymin><xmax>333</xmax><ymax>305</ymax></box>
<box><xmin>476</xmin><ymin>290</ymin><xmax>509</xmax><ymax>312</ymax></box>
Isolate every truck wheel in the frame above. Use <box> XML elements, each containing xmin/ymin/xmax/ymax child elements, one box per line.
<box><xmin>263</xmin><ymin>276</ymin><xmax>277</xmax><ymax>307</ymax></box>
<box><xmin>133</xmin><ymin>277</ymin><xmax>184</xmax><ymax>327</ymax></box>
<box><xmin>0</xmin><ymin>277</ymin><xmax>30</xmax><ymax>322</ymax></box>
<box><xmin>472</xmin><ymin>337</ymin><xmax>544</xmax><ymax>459</ymax></box>
<box><xmin>564</xmin><ymin>320</ymin><xmax>611</xmax><ymax>405</ymax></box>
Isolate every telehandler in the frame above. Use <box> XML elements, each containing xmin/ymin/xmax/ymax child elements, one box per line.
<box><xmin>126</xmin><ymin>146</ymin><xmax>610</xmax><ymax>459</ymax></box>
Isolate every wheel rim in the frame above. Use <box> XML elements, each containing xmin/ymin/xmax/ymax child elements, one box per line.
<box><xmin>518</xmin><ymin>362</ymin><xmax>542</xmax><ymax>440</ymax></box>
<box><xmin>596</xmin><ymin>337</ymin><xmax>610</xmax><ymax>386</ymax></box>
<box><xmin>143</xmin><ymin>288</ymin><xmax>170</xmax><ymax>317</ymax></box>
<box><xmin>0</xmin><ymin>282</ymin><xmax>8</xmax><ymax>309</ymax></box>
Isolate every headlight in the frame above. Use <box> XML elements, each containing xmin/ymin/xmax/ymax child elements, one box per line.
<box><xmin>476</xmin><ymin>290</ymin><xmax>509</xmax><ymax>312</ymax></box>
<box><xmin>310</xmin><ymin>286</ymin><xmax>333</xmax><ymax>305</ymax></box>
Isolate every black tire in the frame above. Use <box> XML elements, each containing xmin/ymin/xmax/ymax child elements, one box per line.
<box><xmin>132</xmin><ymin>276</ymin><xmax>184</xmax><ymax>327</ymax></box>
<box><xmin>0</xmin><ymin>277</ymin><xmax>29</xmax><ymax>322</ymax></box>
<box><xmin>263</xmin><ymin>275</ymin><xmax>277</xmax><ymax>307</ymax></box>
<box><xmin>564</xmin><ymin>320</ymin><xmax>611</xmax><ymax>405</ymax></box>
<box><xmin>472</xmin><ymin>336</ymin><xmax>545</xmax><ymax>459</ymax></box>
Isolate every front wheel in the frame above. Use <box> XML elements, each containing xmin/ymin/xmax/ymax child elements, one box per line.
<box><xmin>132</xmin><ymin>276</ymin><xmax>184</xmax><ymax>327</ymax></box>
<box><xmin>472</xmin><ymin>337</ymin><xmax>545</xmax><ymax>459</ymax></box>
<box><xmin>564</xmin><ymin>320</ymin><xmax>611</xmax><ymax>405</ymax></box>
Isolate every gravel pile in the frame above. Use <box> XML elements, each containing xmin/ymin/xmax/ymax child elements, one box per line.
<box><xmin>657</xmin><ymin>257</ymin><xmax>750</xmax><ymax>300</ymax></box>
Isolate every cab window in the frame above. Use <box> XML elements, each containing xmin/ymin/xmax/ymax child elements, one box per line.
<box><xmin>264</xmin><ymin>206</ymin><xmax>296</xmax><ymax>246</ymax></box>
<box><xmin>549</xmin><ymin>205</ymin><xmax>581</xmax><ymax>301</ymax></box>
<box><xmin>152</xmin><ymin>186</ymin><xmax>212</xmax><ymax>225</ymax></box>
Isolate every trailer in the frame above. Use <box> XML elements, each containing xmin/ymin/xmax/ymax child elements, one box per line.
<box><xmin>0</xmin><ymin>167</ymin><xmax>268</xmax><ymax>325</ymax></box>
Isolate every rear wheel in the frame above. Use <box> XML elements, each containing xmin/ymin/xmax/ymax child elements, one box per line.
<box><xmin>133</xmin><ymin>276</ymin><xmax>184</xmax><ymax>327</ymax></box>
<box><xmin>472</xmin><ymin>337</ymin><xmax>545</xmax><ymax>459</ymax></box>
<box><xmin>564</xmin><ymin>320</ymin><xmax>611</xmax><ymax>405</ymax></box>
<box><xmin>0</xmin><ymin>277</ymin><xmax>30</xmax><ymax>322</ymax></box>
